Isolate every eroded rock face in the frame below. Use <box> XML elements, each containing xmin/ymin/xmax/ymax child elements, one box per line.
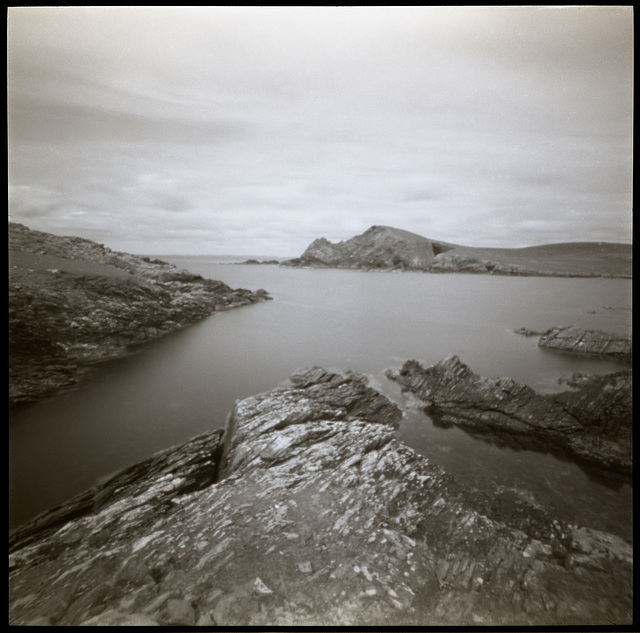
<box><xmin>430</xmin><ymin>252</ymin><xmax>529</xmax><ymax>275</ymax></box>
<box><xmin>386</xmin><ymin>356</ymin><xmax>632</xmax><ymax>475</ymax></box>
<box><xmin>283</xmin><ymin>225</ymin><xmax>444</xmax><ymax>270</ymax></box>
<box><xmin>9</xmin><ymin>223</ymin><xmax>271</xmax><ymax>406</ymax></box>
<box><xmin>9</xmin><ymin>368</ymin><xmax>632</xmax><ymax>626</ymax></box>
<box><xmin>537</xmin><ymin>326</ymin><xmax>632</xmax><ymax>359</ymax></box>
<box><xmin>282</xmin><ymin>226</ymin><xmax>632</xmax><ymax>276</ymax></box>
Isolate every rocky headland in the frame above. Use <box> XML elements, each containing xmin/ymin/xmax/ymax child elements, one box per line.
<box><xmin>282</xmin><ymin>225</ymin><xmax>447</xmax><ymax>271</ymax></box>
<box><xmin>282</xmin><ymin>225</ymin><xmax>632</xmax><ymax>277</ymax></box>
<box><xmin>9</xmin><ymin>367</ymin><xmax>633</xmax><ymax>626</ymax></box>
<box><xmin>9</xmin><ymin>223</ymin><xmax>271</xmax><ymax>407</ymax></box>
<box><xmin>387</xmin><ymin>356</ymin><xmax>632</xmax><ymax>476</ymax></box>
<box><xmin>515</xmin><ymin>326</ymin><xmax>632</xmax><ymax>360</ymax></box>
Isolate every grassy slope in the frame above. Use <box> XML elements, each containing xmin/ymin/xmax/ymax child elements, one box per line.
<box><xmin>9</xmin><ymin>250</ymin><xmax>135</xmax><ymax>281</ymax></box>
<box><xmin>448</xmin><ymin>242</ymin><xmax>632</xmax><ymax>276</ymax></box>
<box><xmin>365</xmin><ymin>226</ymin><xmax>632</xmax><ymax>276</ymax></box>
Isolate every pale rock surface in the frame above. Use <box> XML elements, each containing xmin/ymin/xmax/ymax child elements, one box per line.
<box><xmin>9</xmin><ymin>367</ymin><xmax>633</xmax><ymax>625</ymax></box>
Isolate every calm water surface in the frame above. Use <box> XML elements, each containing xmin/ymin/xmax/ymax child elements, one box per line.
<box><xmin>9</xmin><ymin>260</ymin><xmax>632</xmax><ymax>542</ymax></box>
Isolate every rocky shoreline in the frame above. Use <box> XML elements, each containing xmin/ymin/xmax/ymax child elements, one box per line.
<box><xmin>280</xmin><ymin>225</ymin><xmax>632</xmax><ymax>277</ymax></box>
<box><xmin>9</xmin><ymin>223</ymin><xmax>633</xmax><ymax>625</ymax></box>
<box><xmin>515</xmin><ymin>325</ymin><xmax>632</xmax><ymax>360</ymax></box>
<box><xmin>9</xmin><ymin>223</ymin><xmax>271</xmax><ymax>407</ymax></box>
<box><xmin>9</xmin><ymin>367</ymin><xmax>633</xmax><ymax>626</ymax></box>
<box><xmin>387</xmin><ymin>356</ymin><xmax>632</xmax><ymax>475</ymax></box>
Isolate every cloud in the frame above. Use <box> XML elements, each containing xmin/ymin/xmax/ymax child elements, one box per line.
<box><xmin>7</xmin><ymin>6</ymin><xmax>633</xmax><ymax>254</ymax></box>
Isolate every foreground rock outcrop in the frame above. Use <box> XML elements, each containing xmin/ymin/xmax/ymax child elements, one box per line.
<box><xmin>387</xmin><ymin>356</ymin><xmax>632</xmax><ymax>475</ymax></box>
<box><xmin>516</xmin><ymin>326</ymin><xmax>632</xmax><ymax>360</ymax></box>
<box><xmin>283</xmin><ymin>225</ymin><xmax>632</xmax><ymax>277</ymax></box>
<box><xmin>9</xmin><ymin>223</ymin><xmax>270</xmax><ymax>406</ymax></box>
<box><xmin>9</xmin><ymin>368</ymin><xmax>632</xmax><ymax>625</ymax></box>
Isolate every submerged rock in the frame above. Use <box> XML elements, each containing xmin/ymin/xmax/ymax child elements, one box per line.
<box><xmin>386</xmin><ymin>356</ymin><xmax>632</xmax><ymax>475</ymax></box>
<box><xmin>9</xmin><ymin>367</ymin><xmax>632</xmax><ymax>625</ymax></box>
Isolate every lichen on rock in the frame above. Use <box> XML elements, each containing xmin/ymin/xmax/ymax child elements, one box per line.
<box><xmin>9</xmin><ymin>367</ymin><xmax>633</xmax><ymax>626</ymax></box>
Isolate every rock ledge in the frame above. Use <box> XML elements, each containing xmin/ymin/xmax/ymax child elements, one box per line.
<box><xmin>9</xmin><ymin>367</ymin><xmax>632</xmax><ymax>626</ymax></box>
<box><xmin>387</xmin><ymin>356</ymin><xmax>632</xmax><ymax>475</ymax></box>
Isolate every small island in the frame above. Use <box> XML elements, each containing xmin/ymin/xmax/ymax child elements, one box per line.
<box><xmin>281</xmin><ymin>225</ymin><xmax>632</xmax><ymax>277</ymax></box>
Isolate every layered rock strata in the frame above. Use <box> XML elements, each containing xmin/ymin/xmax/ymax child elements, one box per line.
<box><xmin>538</xmin><ymin>327</ymin><xmax>631</xmax><ymax>359</ymax></box>
<box><xmin>283</xmin><ymin>225</ymin><xmax>449</xmax><ymax>270</ymax></box>
<box><xmin>387</xmin><ymin>356</ymin><xmax>632</xmax><ymax>475</ymax></box>
<box><xmin>9</xmin><ymin>368</ymin><xmax>632</xmax><ymax>626</ymax></box>
<box><xmin>515</xmin><ymin>326</ymin><xmax>632</xmax><ymax>359</ymax></box>
<box><xmin>9</xmin><ymin>223</ymin><xmax>270</xmax><ymax>406</ymax></box>
<box><xmin>283</xmin><ymin>225</ymin><xmax>632</xmax><ymax>277</ymax></box>
<box><xmin>429</xmin><ymin>252</ymin><xmax>530</xmax><ymax>275</ymax></box>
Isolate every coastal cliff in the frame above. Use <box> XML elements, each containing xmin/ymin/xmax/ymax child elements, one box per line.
<box><xmin>387</xmin><ymin>356</ymin><xmax>632</xmax><ymax>475</ymax></box>
<box><xmin>9</xmin><ymin>367</ymin><xmax>632</xmax><ymax>625</ymax></box>
<box><xmin>9</xmin><ymin>223</ymin><xmax>271</xmax><ymax>406</ymax></box>
<box><xmin>282</xmin><ymin>225</ymin><xmax>449</xmax><ymax>270</ymax></box>
<box><xmin>282</xmin><ymin>225</ymin><xmax>632</xmax><ymax>277</ymax></box>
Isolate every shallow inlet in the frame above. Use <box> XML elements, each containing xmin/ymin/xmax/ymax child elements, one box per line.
<box><xmin>9</xmin><ymin>262</ymin><xmax>632</xmax><ymax>543</ymax></box>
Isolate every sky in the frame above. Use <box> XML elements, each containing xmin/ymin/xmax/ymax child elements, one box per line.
<box><xmin>7</xmin><ymin>6</ymin><xmax>634</xmax><ymax>256</ymax></box>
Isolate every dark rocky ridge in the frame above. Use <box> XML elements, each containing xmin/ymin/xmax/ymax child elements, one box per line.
<box><xmin>387</xmin><ymin>356</ymin><xmax>632</xmax><ymax>475</ymax></box>
<box><xmin>283</xmin><ymin>225</ymin><xmax>452</xmax><ymax>271</ymax></box>
<box><xmin>9</xmin><ymin>223</ymin><xmax>271</xmax><ymax>407</ymax></box>
<box><xmin>9</xmin><ymin>367</ymin><xmax>632</xmax><ymax>625</ymax></box>
<box><xmin>282</xmin><ymin>225</ymin><xmax>632</xmax><ymax>277</ymax></box>
<box><xmin>514</xmin><ymin>326</ymin><xmax>632</xmax><ymax>360</ymax></box>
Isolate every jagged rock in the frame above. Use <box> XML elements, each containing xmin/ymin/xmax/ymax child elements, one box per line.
<box><xmin>9</xmin><ymin>430</ymin><xmax>224</xmax><ymax>554</ymax></box>
<box><xmin>9</xmin><ymin>367</ymin><xmax>632</xmax><ymax>625</ymax></box>
<box><xmin>9</xmin><ymin>223</ymin><xmax>271</xmax><ymax>406</ymax></box>
<box><xmin>537</xmin><ymin>326</ymin><xmax>632</xmax><ymax>359</ymax></box>
<box><xmin>282</xmin><ymin>226</ymin><xmax>632</xmax><ymax>277</ymax></box>
<box><xmin>282</xmin><ymin>225</ymin><xmax>451</xmax><ymax>270</ymax></box>
<box><xmin>430</xmin><ymin>252</ymin><xmax>527</xmax><ymax>275</ymax></box>
<box><xmin>386</xmin><ymin>356</ymin><xmax>632</xmax><ymax>474</ymax></box>
<box><xmin>515</xmin><ymin>326</ymin><xmax>632</xmax><ymax>359</ymax></box>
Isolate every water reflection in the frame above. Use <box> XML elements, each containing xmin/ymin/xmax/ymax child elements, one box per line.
<box><xmin>432</xmin><ymin>414</ymin><xmax>631</xmax><ymax>492</ymax></box>
<box><xmin>10</xmin><ymin>265</ymin><xmax>633</xmax><ymax>543</ymax></box>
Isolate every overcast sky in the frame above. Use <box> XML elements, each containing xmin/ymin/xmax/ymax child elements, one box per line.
<box><xmin>8</xmin><ymin>6</ymin><xmax>634</xmax><ymax>256</ymax></box>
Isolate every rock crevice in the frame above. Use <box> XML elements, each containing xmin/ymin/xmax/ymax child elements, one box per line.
<box><xmin>9</xmin><ymin>367</ymin><xmax>633</xmax><ymax>626</ymax></box>
<box><xmin>9</xmin><ymin>223</ymin><xmax>271</xmax><ymax>406</ymax></box>
<box><xmin>282</xmin><ymin>225</ymin><xmax>632</xmax><ymax>277</ymax></box>
<box><xmin>387</xmin><ymin>356</ymin><xmax>632</xmax><ymax>474</ymax></box>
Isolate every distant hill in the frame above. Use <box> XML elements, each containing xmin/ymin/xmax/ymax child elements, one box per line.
<box><xmin>282</xmin><ymin>225</ymin><xmax>632</xmax><ymax>277</ymax></box>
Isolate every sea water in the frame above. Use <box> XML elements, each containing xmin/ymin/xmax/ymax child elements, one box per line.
<box><xmin>9</xmin><ymin>260</ymin><xmax>632</xmax><ymax>541</ymax></box>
